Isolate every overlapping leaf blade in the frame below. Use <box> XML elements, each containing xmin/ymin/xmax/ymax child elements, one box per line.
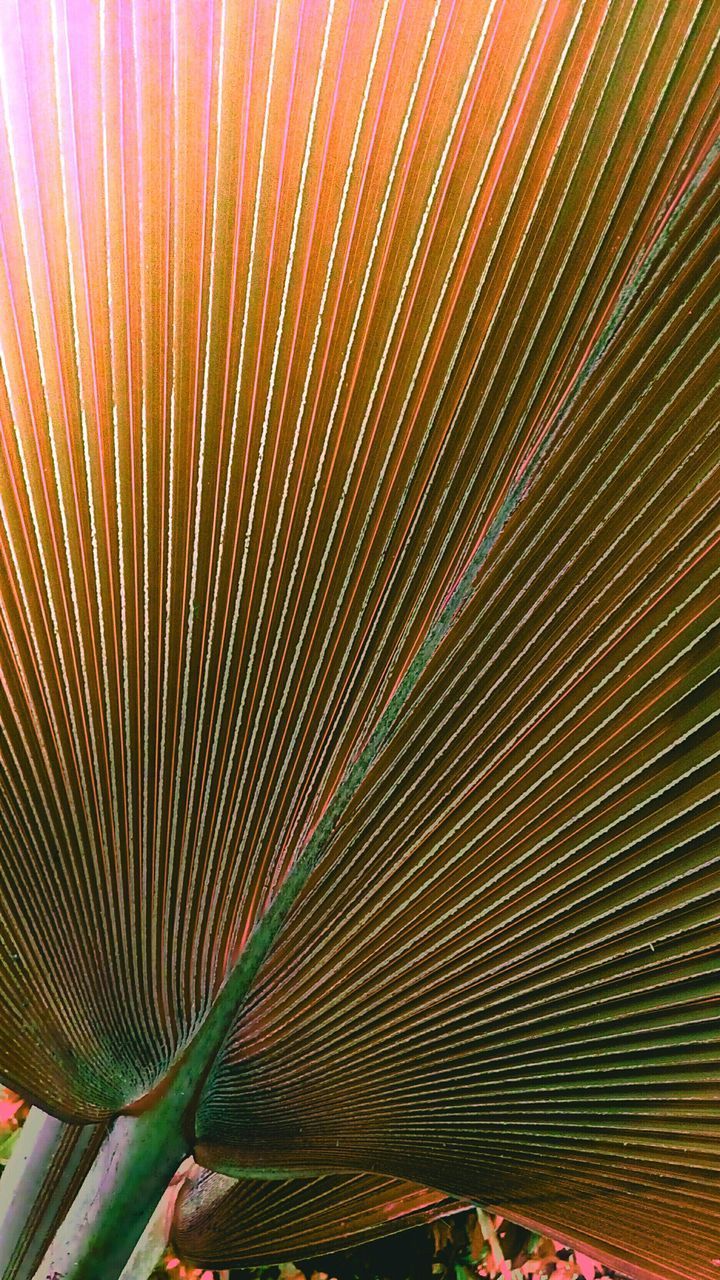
<box><xmin>0</xmin><ymin>1</ymin><xmax>718</xmax><ymax>1276</ymax></box>
<box><xmin>173</xmin><ymin>1169</ymin><xmax>467</xmax><ymax>1268</ymax></box>
<box><xmin>195</xmin><ymin>124</ymin><xmax>720</xmax><ymax>1280</ymax></box>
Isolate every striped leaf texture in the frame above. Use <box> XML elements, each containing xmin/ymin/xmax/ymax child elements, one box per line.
<box><xmin>195</xmin><ymin>147</ymin><xmax>720</xmax><ymax>1271</ymax></box>
<box><xmin>173</xmin><ymin>1169</ymin><xmax>468</xmax><ymax>1268</ymax></box>
<box><xmin>0</xmin><ymin>0</ymin><xmax>718</xmax><ymax>1275</ymax></box>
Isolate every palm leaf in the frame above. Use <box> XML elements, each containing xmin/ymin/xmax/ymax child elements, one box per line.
<box><xmin>0</xmin><ymin>0</ymin><xmax>717</xmax><ymax>1276</ymax></box>
<box><xmin>173</xmin><ymin>1169</ymin><xmax>467</xmax><ymax>1268</ymax></box>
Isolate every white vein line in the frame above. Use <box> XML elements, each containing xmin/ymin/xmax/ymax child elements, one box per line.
<box><xmin>181</xmin><ymin>0</ymin><xmax>337</xmax><ymax>989</ymax></box>
<box><xmin>194</xmin><ymin>0</ymin><xmax>391</xmax><ymax>987</ymax></box>
<box><xmin>166</xmin><ymin>0</ymin><xmax>223</xmax><ymax>984</ymax></box>
<box><xmin>0</xmin><ymin>6</ymin><xmax>103</xmax><ymax>873</ymax></box>
<box><xmin>206</xmin><ymin>0</ymin><xmax>444</xmax><ymax>925</ymax></box>
<box><xmin>264</xmin><ymin>0</ymin><xmax>559</xmax><ymax>878</ymax></box>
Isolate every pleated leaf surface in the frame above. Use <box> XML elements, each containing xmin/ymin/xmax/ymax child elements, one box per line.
<box><xmin>0</xmin><ymin>0</ymin><xmax>718</xmax><ymax>1275</ymax></box>
<box><xmin>173</xmin><ymin>1169</ymin><xmax>467</xmax><ymax>1268</ymax></box>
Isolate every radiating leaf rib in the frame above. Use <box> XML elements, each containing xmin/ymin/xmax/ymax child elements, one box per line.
<box><xmin>0</xmin><ymin>2</ymin><xmax>718</xmax><ymax>1277</ymax></box>
<box><xmin>172</xmin><ymin>1168</ymin><xmax>467</xmax><ymax>1268</ymax></box>
<box><xmin>195</xmin><ymin>114</ymin><xmax>720</xmax><ymax>1280</ymax></box>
